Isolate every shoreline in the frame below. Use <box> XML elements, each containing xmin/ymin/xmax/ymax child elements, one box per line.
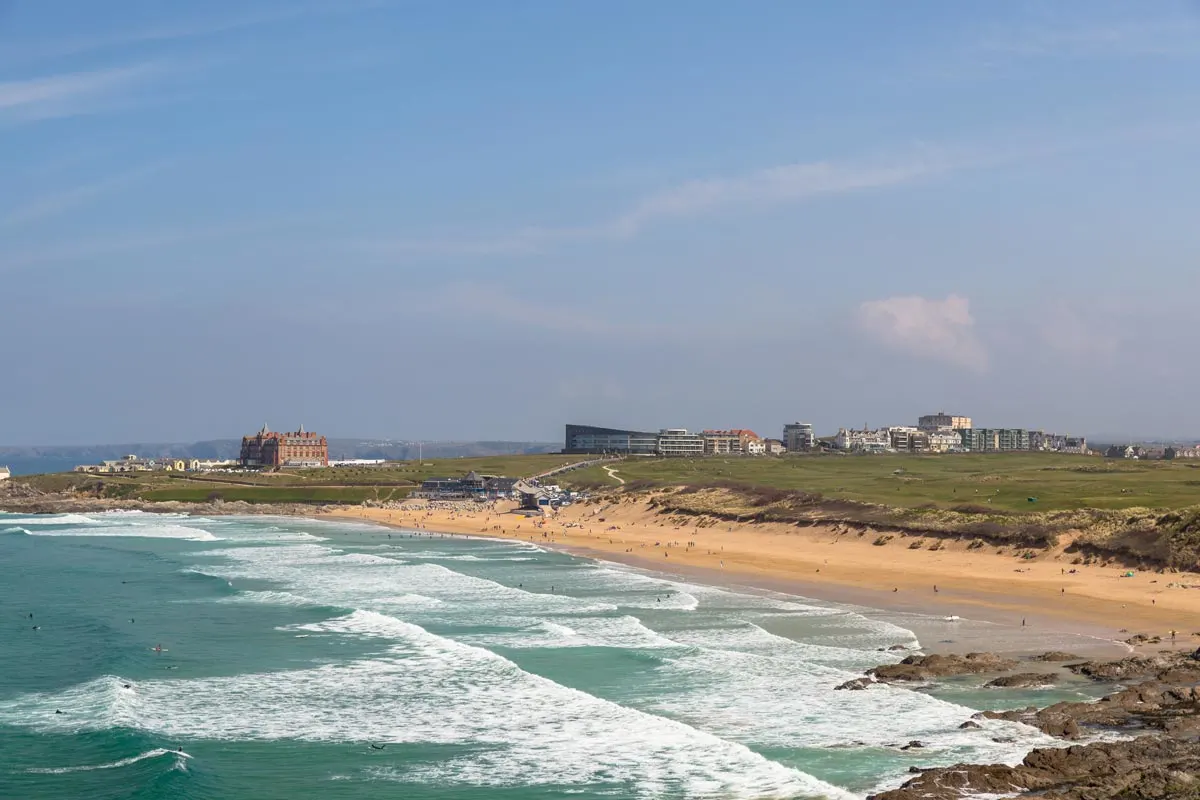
<box><xmin>322</xmin><ymin>501</ymin><xmax>1197</xmax><ymax>659</ymax></box>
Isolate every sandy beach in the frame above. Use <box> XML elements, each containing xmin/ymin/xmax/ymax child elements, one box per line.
<box><xmin>326</xmin><ymin>497</ymin><xmax>1200</xmax><ymax>649</ymax></box>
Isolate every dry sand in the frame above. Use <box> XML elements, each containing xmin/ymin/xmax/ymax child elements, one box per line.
<box><xmin>326</xmin><ymin>498</ymin><xmax>1200</xmax><ymax>648</ymax></box>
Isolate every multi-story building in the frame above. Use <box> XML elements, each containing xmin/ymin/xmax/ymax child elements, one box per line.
<box><xmin>918</xmin><ymin>412</ymin><xmax>972</xmax><ymax>432</ymax></box>
<box><xmin>1029</xmin><ymin>431</ymin><xmax>1088</xmax><ymax>454</ymax></box>
<box><xmin>564</xmin><ymin>424</ymin><xmax>659</xmax><ymax>455</ymax></box>
<box><xmin>701</xmin><ymin>429</ymin><xmax>762</xmax><ymax>455</ymax></box>
<box><xmin>928</xmin><ymin>431</ymin><xmax>964</xmax><ymax>453</ymax></box>
<box><xmin>239</xmin><ymin>424</ymin><xmax>329</xmax><ymax>468</ymax></box>
<box><xmin>958</xmin><ymin>428</ymin><xmax>1029</xmax><ymax>453</ymax></box>
<box><xmin>888</xmin><ymin>426</ymin><xmax>930</xmax><ymax>452</ymax></box>
<box><xmin>782</xmin><ymin>422</ymin><xmax>815</xmax><ymax>453</ymax></box>
<box><xmin>834</xmin><ymin>427</ymin><xmax>891</xmax><ymax>453</ymax></box>
<box><xmin>656</xmin><ymin>428</ymin><xmax>706</xmax><ymax>457</ymax></box>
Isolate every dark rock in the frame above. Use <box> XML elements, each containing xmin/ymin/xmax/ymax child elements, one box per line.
<box><xmin>1029</xmin><ymin>650</ymin><xmax>1082</xmax><ymax>662</ymax></box>
<box><xmin>985</xmin><ymin>672</ymin><xmax>1059</xmax><ymax>688</ymax></box>
<box><xmin>869</xmin><ymin>652</ymin><xmax>1019</xmax><ymax>682</ymax></box>
<box><xmin>869</xmin><ymin>737</ymin><xmax>1200</xmax><ymax>800</ymax></box>
<box><xmin>899</xmin><ymin>740</ymin><xmax>924</xmax><ymax>750</ymax></box>
<box><xmin>887</xmin><ymin>644</ymin><xmax>909</xmax><ymax>651</ymax></box>
<box><xmin>834</xmin><ymin>677</ymin><xmax>875</xmax><ymax>691</ymax></box>
<box><xmin>958</xmin><ymin>720</ymin><xmax>982</xmax><ymax>729</ymax></box>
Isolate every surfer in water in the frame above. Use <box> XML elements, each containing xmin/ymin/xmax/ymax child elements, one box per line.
<box><xmin>369</xmin><ymin>743</ymin><xmax>386</xmax><ymax>750</ymax></box>
<box><xmin>154</xmin><ymin>644</ymin><xmax>163</xmax><ymax>653</ymax></box>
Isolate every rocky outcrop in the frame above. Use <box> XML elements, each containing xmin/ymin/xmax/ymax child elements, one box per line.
<box><xmin>834</xmin><ymin>677</ymin><xmax>876</xmax><ymax>691</ymax></box>
<box><xmin>1067</xmin><ymin>652</ymin><xmax>1200</xmax><ymax>682</ymax></box>
<box><xmin>869</xmin><ymin>652</ymin><xmax>1018</xmax><ymax>682</ymax></box>
<box><xmin>1030</xmin><ymin>651</ymin><xmax>1082</xmax><ymax>662</ymax></box>
<box><xmin>869</xmin><ymin>737</ymin><xmax>1200</xmax><ymax>800</ymax></box>
<box><xmin>985</xmin><ymin>672</ymin><xmax>1059</xmax><ymax>688</ymax></box>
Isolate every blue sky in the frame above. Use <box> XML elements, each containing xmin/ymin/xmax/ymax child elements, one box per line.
<box><xmin>3</xmin><ymin>1</ymin><xmax>1200</xmax><ymax>445</ymax></box>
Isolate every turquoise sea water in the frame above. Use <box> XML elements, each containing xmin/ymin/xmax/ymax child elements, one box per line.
<box><xmin>0</xmin><ymin>512</ymin><xmax>1103</xmax><ymax>799</ymax></box>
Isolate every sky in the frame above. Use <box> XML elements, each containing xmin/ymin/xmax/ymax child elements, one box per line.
<box><xmin>2</xmin><ymin>0</ymin><xmax>1200</xmax><ymax>446</ymax></box>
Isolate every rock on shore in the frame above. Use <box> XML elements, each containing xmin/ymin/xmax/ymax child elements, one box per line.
<box><xmin>870</xmin><ymin>738</ymin><xmax>1200</xmax><ymax>800</ymax></box>
<box><xmin>868</xmin><ymin>652</ymin><xmax>1019</xmax><ymax>682</ymax></box>
<box><xmin>870</xmin><ymin>649</ymin><xmax>1200</xmax><ymax>799</ymax></box>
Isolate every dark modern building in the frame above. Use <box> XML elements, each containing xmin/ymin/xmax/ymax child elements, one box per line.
<box><xmin>564</xmin><ymin>424</ymin><xmax>660</xmax><ymax>455</ymax></box>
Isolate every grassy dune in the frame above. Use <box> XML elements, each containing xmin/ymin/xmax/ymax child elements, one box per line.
<box><xmin>565</xmin><ymin>453</ymin><xmax>1200</xmax><ymax>512</ymax></box>
<box><xmin>562</xmin><ymin>454</ymin><xmax>1200</xmax><ymax>570</ymax></box>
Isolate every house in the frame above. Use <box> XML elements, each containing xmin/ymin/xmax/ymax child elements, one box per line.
<box><xmin>763</xmin><ymin>439</ymin><xmax>785</xmax><ymax>455</ymax></box>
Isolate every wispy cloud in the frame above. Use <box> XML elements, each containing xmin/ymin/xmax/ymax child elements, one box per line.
<box><xmin>360</xmin><ymin>151</ymin><xmax>960</xmax><ymax>258</ymax></box>
<box><xmin>0</xmin><ymin>63</ymin><xmax>160</xmax><ymax>124</ymax></box>
<box><xmin>1</xmin><ymin>1</ymin><xmax>392</xmax><ymax>66</ymax></box>
<box><xmin>856</xmin><ymin>294</ymin><xmax>988</xmax><ymax>372</ymax></box>
<box><xmin>3</xmin><ymin>165</ymin><xmax>164</xmax><ymax>228</ymax></box>
<box><xmin>982</xmin><ymin>14</ymin><xmax>1200</xmax><ymax>60</ymax></box>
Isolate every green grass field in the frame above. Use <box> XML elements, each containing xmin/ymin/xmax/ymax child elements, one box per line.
<box><xmin>564</xmin><ymin>453</ymin><xmax>1200</xmax><ymax>513</ymax></box>
<box><xmin>12</xmin><ymin>454</ymin><xmax>586</xmax><ymax>505</ymax></box>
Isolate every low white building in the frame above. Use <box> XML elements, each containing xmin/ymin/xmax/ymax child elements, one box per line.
<box><xmin>0</xmin><ymin>466</ymin><xmax>10</xmax><ymax>482</ymax></box>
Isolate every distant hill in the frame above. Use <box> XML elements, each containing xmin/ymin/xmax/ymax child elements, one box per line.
<box><xmin>0</xmin><ymin>440</ymin><xmax>559</xmax><ymax>476</ymax></box>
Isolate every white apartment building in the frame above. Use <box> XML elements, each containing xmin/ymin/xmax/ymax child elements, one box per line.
<box><xmin>927</xmin><ymin>432</ymin><xmax>964</xmax><ymax>453</ymax></box>
<box><xmin>656</xmin><ymin>428</ymin><xmax>706</xmax><ymax>457</ymax></box>
<box><xmin>783</xmin><ymin>422</ymin><xmax>815</xmax><ymax>452</ymax></box>
<box><xmin>834</xmin><ymin>428</ymin><xmax>891</xmax><ymax>452</ymax></box>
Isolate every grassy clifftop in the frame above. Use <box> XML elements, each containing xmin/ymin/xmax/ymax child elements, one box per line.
<box><xmin>2</xmin><ymin>454</ymin><xmax>583</xmax><ymax>506</ymax></box>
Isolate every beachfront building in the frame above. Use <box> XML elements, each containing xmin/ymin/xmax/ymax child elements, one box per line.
<box><xmin>656</xmin><ymin>428</ymin><xmax>705</xmax><ymax>457</ymax></box>
<box><xmin>701</xmin><ymin>429</ymin><xmax>762</xmax><ymax>455</ymax></box>
<box><xmin>75</xmin><ymin>454</ymin><xmax>188</xmax><ymax>473</ymax></box>
<box><xmin>0</xmin><ymin>466</ymin><xmax>9</xmax><ymax>482</ymax></box>
<box><xmin>564</xmin><ymin>424</ymin><xmax>659</xmax><ymax>455</ymax></box>
<box><xmin>783</xmin><ymin>422</ymin><xmax>815</xmax><ymax>453</ymax></box>
<box><xmin>763</xmin><ymin>438</ymin><xmax>785</xmax><ymax>455</ymax></box>
<box><xmin>959</xmin><ymin>428</ymin><xmax>1030</xmax><ymax>453</ymax></box>
<box><xmin>239</xmin><ymin>424</ymin><xmax>329</xmax><ymax>468</ymax></box>
<box><xmin>834</xmin><ymin>428</ymin><xmax>891</xmax><ymax>453</ymax></box>
<box><xmin>918</xmin><ymin>412</ymin><xmax>972</xmax><ymax>432</ymax></box>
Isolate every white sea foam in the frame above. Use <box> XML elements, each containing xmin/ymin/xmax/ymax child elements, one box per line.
<box><xmin>0</xmin><ymin>513</ymin><xmax>100</xmax><ymax>526</ymax></box>
<box><xmin>26</xmin><ymin>748</ymin><xmax>190</xmax><ymax>774</ymax></box>
<box><xmin>0</xmin><ymin>610</ymin><xmax>852</xmax><ymax>799</ymax></box>
<box><xmin>2</xmin><ymin>526</ymin><xmax>31</xmax><ymax>535</ymax></box>
<box><xmin>26</xmin><ymin>523</ymin><xmax>222</xmax><ymax>542</ymax></box>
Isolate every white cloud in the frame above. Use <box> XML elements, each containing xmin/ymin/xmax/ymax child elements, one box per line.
<box><xmin>360</xmin><ymin>152</ymin><xmax>958</xmax><ymax>258</ymax></box>
<box><xmin>0</xmin><ymin>64</ymin><xmax>160</xmax><ymax>123</ymax></box>
<box><xmin>1</xmin><ymin>1</ymin><xmax>393</xmax><ymax>66</ymax></box>
<box><xmin>606</xmin><ymin>158</ymin><xmax>951</xmax><ymax>238</ymax></box>
<box><xmin>2</xmin><ymin>164</ymin><xmax>165</xmax><ymax>228</ymax></box>
<box><xmin>856</xmin><ymin>294</ymin><xmax>987</xmax><ymax>372</ymax></box>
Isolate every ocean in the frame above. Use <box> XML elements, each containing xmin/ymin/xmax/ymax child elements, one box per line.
<box><xmin>0</xmin><ymin>512</ymin><xmax>1109</xmax><ymax>799</ymax></box>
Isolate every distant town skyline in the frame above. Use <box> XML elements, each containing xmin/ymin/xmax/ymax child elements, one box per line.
<box><xmin>4</xmin><ymin>2</ymin><xmax>1200</xmax><ymax>445</ymax></box>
